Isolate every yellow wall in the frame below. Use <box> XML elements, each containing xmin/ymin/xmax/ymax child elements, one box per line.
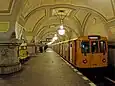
<box><xmin>0</xmin><ymin>22</ymin><xmax>9</xmax><ymax>32</ymax></box>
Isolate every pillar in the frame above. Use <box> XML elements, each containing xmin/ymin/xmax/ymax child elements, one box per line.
<box><xmin>0</xmin><ymin>32</ymin><xmax>21</xmax><ymax>74</ymax></box>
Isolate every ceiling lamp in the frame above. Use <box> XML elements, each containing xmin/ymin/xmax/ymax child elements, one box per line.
<box><xmin>58</xmin><ymin>25</ymin><xmax>65</xmax><ymax>35</ymax></box>
<box><xmin>53</xmin><ymin>34</ymin><xmax>58</xmax><ymax>40</ymax></box>
<box><xmin>47</xmin><ymin>34</ymin><xmax>58</xmax><ymax>45</ymax></box>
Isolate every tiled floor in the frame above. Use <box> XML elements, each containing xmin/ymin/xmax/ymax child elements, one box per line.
<box><xmin>0</xmin><ymin>48</ymin><xmax>90</xmax><ymax>86</ymax></box>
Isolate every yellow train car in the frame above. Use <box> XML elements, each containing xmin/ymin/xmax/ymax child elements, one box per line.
<box><xmin>18</xmin><ymin>43</ymin><xmax>28</xmax><ymax>63</ymax></box>
<box><xmin>52</xmin><ymin>35</ymin><xmax>108</xmax><ymax>69</ymax></box>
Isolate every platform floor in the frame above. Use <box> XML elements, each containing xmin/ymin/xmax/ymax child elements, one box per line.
<box><xmin>0</xmin><ymin>48</ymin><xmax>92</xmax><ymax>86</ymax></box>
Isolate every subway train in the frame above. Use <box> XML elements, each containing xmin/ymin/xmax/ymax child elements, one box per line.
<box><xmin>18</xmin><ymin>43</ymin><xmax>29</xmax><ymax>63</ymax></box>
<box><xmin>52</xmin><ymin>35</ymin><xmax>108</xmax><ymax>69</ymax></box>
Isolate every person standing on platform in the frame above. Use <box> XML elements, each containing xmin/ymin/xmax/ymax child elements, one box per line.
<box><xmin>44</xmin><ymin>43</ymin><xmax>48</xmax><ymax>52</ymax></box>
<box><xmin>39</xmin><ymin>41</ymin><xmax>43</xmax><ymax>53</ymax></box>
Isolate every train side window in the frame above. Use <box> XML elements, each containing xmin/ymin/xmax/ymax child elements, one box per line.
<box><xmin>70</xmin><ymin>43</ymin><xmax>72</xmax><ymax>47</ymax></box>
<box><xmin>99</xmin><ymin>41</ymin><xmax>106</xmax><ymax>53</ymax></box>
<box><xmin>81</xmin><ymin>41</ymin><xmax>90</xmax><ymax>53</ymax></box>
<box><xmin>91</xmin><ymin>41</ymin><xmax>98</xmax><ymax>53</ymax></box>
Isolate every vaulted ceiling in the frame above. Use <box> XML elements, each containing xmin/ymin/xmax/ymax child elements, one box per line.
<box><xmin>1</xmin><ymin>0</ymin><xmax>115</xmax><ymax>42</ymax></box>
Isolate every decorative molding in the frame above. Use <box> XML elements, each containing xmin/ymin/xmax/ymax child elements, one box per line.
<box><xmin>39</xmin><ymin>32</ymin><xmax>62</xmax><ymax>42</ymax></box>
<box><xmin>82</xmin><ymin>13</ymin><xmax>91</xmax><ymax>35</ymax></box>
<box><xmin>0</xmin><ymin>22</ymin><xmax>10</xmax><ymax>32</ymax></box>
<box><xmin>32</xmin><ymin>15</ymin><xmax>46</xmax><ymax>32</ymax></box>
<box><xmin>36</xmin><ymin>23</ymin><xmax>78</xmax><ymax>39</ymax></box>
<box><xmin>0</xmin><ymin>0</ymin><xmax>15</xmax><ymax>15</ymax></box>
<box><xmin>111</xmin><ymin>0</ymin><xmax>115</xmax><ymax>16</ymax></box>
<box><xmin>21</xmin><ymin>4</ymin><xmax>110</xmax><ymax>42</ymax></box>
<box><xmin>23</xmin><ymin>4</ymin><xmax>107</xmax><ymax>22</ymax></box>
<box><xmin>23</xmin><ymin>4</ymin><xmax>108</xmax><ymax>36</ymax></box>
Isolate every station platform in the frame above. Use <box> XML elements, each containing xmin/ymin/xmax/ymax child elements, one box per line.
<box><xmin>0</xmin><ymin>48</ymin><xmax>95</xmax><ymax>86</ymax></box>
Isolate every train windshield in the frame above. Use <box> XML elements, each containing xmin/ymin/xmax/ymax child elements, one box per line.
<box><xmin>81</xmin><ymin>41</ymin><xmax>90</xmax><ymax>53</ymax></box>
<box><xmin>91</xmin><ymin>41</ymin><xmax>98</xmax><ymax>53</ymax></box>
<box><xmin>99</xmin><ymin>41</ymin><xmax>106</xmax><ymax>53</ymax></box>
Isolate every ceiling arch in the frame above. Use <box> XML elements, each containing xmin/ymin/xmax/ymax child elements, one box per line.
<box><xmin>38</xmin><ymin>31</ymin><xmax>68</xmax><ymax>42</ymax></box>
<box><xmin>84</xmin><ymin>14</ymin><xmax>109</xmax><ymax>37</ymax></box>
<box><xmin>35</xmin><ymin>16</ymin><xmax>81</xmax><ymax>37</ymax></box>
<box><xmin>36</xmin><ymin>23</ymin><xmax>79</xmax><ymax>39</ymax></box>
<box><xmin>37</xmin><ymin>26</ymin><xmax>69</xmax><ymax>40</ymax></box>
<box><xmin>22</xmin><ymin>4</ymin><xmax>108</xmax><ymax>41</ymax></box>
<box><xmin>24</xmin><ymin>9</ymin><xmax>46</xmax><ymax>32</ymax></box>
<box><xmin>31</xmin><ymin>9</ymin><xmax>81</xmax><ymax>32</ymax></box>
<box><xmin>19</xmin><ymin>1</ymin><xmax>113</xmax><ymax>43</ymax></box>
<box><xmin>23</xmin><ymin>4</ymin><xmax>107</xmax><ymax>22</ymax></box>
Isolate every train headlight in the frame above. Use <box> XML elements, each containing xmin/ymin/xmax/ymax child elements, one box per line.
<box><xmin>83</xmin><ymin>59</ymin><xmax>87</xmax><ymax>64</ymax></box>
<box><xmin>24</xmin><ymin>47</ymin><xmax>26</xmax><ymax>49</ymax></box>
<box><xmin>102</xmin><ymin>58</ymin><xmax>106</xmax><ymax>63</ymax></box>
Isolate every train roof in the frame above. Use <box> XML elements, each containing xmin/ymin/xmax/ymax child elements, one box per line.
<box><xmin>52</xmin><ymin>36</ymin><xmax>107</xmax><ymax>45</ymax></box>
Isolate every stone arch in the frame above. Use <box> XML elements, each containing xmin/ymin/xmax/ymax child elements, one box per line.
<box><xmin>22</xmin><ymin>4</ymin><xmax>109</xmax><ymax>42</ymax></box>
<box><xmin>38</xmin><ymin>31</ymin><xmax>67</xmax><ymax>42</ymax></box>
<box><xmin>23</xmin><ymin>4</ymin><xmax>108</xmax><ymax>38</ymax></box>
<box><xmin>38</xmin><ymin>28</ymin><xmax>69</xmax><ymax>40</ymax></box>
<box><xmin>35</xmin><ymin>16</ymin><xmax>80</xmax><ymax>37</ymax></box>
<box><xmin>83</xmin><ymin>13</ymin><xmax>108</xmax><ymax>37</ymax></box>
<box><xmin>36</xmin><ymin>24</ymin><xmax>78</xmax><ymax>39</ymax></box>
<box><xmin>24</xmin><ymin>4</ymin><xmax>107</xmax><ymax>22</ymax></box>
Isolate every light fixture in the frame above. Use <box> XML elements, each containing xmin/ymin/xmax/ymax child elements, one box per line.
<box><xmin>58</xmin><ymin>25</ymin><xmax>65</xmax><ymax>35</ymax></box>
<box><xmin>47</xmin><ymin>34</ymin><xmax>58</xmax><ymax>45</ymax></box>
<box><xmin>53</xmin><ymin>34</ymin><xmax>58</xmax><ymax>40</ymax></box>
<box><xmin>60</xmin><ymin>25</ymin><xmax>64</xmax><ymax>29</ymax></box>
<box><xmin>47</xmin><ymin>42</ymin><xmax>53</xmax><ymax>45</ymax></box>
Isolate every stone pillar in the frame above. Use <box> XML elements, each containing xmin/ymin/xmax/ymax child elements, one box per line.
<box><xmin>0</xmin><ymin>43</ymin><xmax>21</xmax><ymax>74</ymax></box>
<box><xmin>0</xmin><ymin>31</ymin><xmax>22</xmax><ymax>74</ymax></box>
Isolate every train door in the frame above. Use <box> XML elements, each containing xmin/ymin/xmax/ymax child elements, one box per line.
<box><xmin>60</xmin><ymin>44</ymin><xmax>62</xmax><ymax>56</ymax></box>
<box><xmin>53</xmin><ymin>45</ymin><xmax>55</xmax><ymax>51</ymax></box>
<box><xmin>90</xmin><ymin>40</ymin><xmax>101</xmax><ymax>67</ymax></box>
<box><xmin>56</xmin><ymin>45</ymin><xmax>58</xmax><ymax>53</ymax></box>
<box><xmin>64</xmin><ymin>43</ymin><xmax>67</xmax><ymax>59</ymax></box>
<box><xmin>62</xmin><ymin>43</ymin><xmax>64</xmax><ymax>58</ymax></box>
<box><xmin>65</xmin><ymin>42</ymin><xmax>69</xmax><ymax>60</ymax></box>
<box><xmin>59</xmin><ymin>44</ymin><xmax>61</xmax><ymax>55</ymax></box>
<box><xmin>68</xmin><ymin>41</ymin><xmax>70</xmax><ymax>61</ymax></box>
<box><xmin>99</xmin><ymin>41</ymin><xmax>107</xmax><ymax>66</ymax></box>
<box><xmin>70</xmin><ymin>41</ymin><xmax>73</xmax><ymax>63</ymax></box>
<box><xmin>72</xmin><ymin>40</ymin><xmax>77</xmax><ymax>65</ymax></box>
<box><xmin>61</xmin><ymin>44</ymin><xmax>63</xmax><ymax>57</ymax></box>
<box><xmin>79</xmin><ymin>41</ymin><xmax>91</xmax><ymax>68</ymax></box>
<box><xmin>58</xmin><ymin>44</ymin><xmax>60</xmax><ymax>54</ymax></box>
<box><xmin>62</xmin><ymin>44</ymin><xmax>63</xmax><ymax>57</ymax></box>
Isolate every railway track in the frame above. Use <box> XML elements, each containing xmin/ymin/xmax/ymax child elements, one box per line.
<box><xmin>78</xmin><ymin>69</ymin><xmax>115</xmax><ymax>86</ymax></box>
<box><xmin>92</xmin><ymin>76</ymin><xmax>115</xmax><ymax>86</ymax></box>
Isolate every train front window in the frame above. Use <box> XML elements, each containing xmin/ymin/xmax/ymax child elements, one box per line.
<box><xmin>20</xmin><ymin>46</ymin><xmax>27</xmax><ymax>50</ymax></box>
<box><xmin>91</xmin><ymin>41</ymin><xmax>98</xmax><ymax>53</ymax></box>
<box><xmin>81</xmin><ymin>41</ymin><xmax>90</xmax><ymax>53</ymax></box>
<box><xmin>99</xmin><ymin>41</ymin><xmax>106</xmax><ymax>53</ymax></box>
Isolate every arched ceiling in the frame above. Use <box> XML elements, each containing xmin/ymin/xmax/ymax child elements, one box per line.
<box><xmin>0</xmin><ymin>0</ymin><xmax>23</xmax><ymax>40</ymax></box>
<box><xmin>21</xmin><ymin>3</ymin><xmax>108</xmax><ymax>43</ymax></box>
<box><xmin>20</xmin><ymin>0</ymin><xmax>115</xmax><ymax>42</ymax></box>
<box><xmin>1</xmin><ymin>0</ymin><xmax>115</xmax><ymax>42</ymax></box>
